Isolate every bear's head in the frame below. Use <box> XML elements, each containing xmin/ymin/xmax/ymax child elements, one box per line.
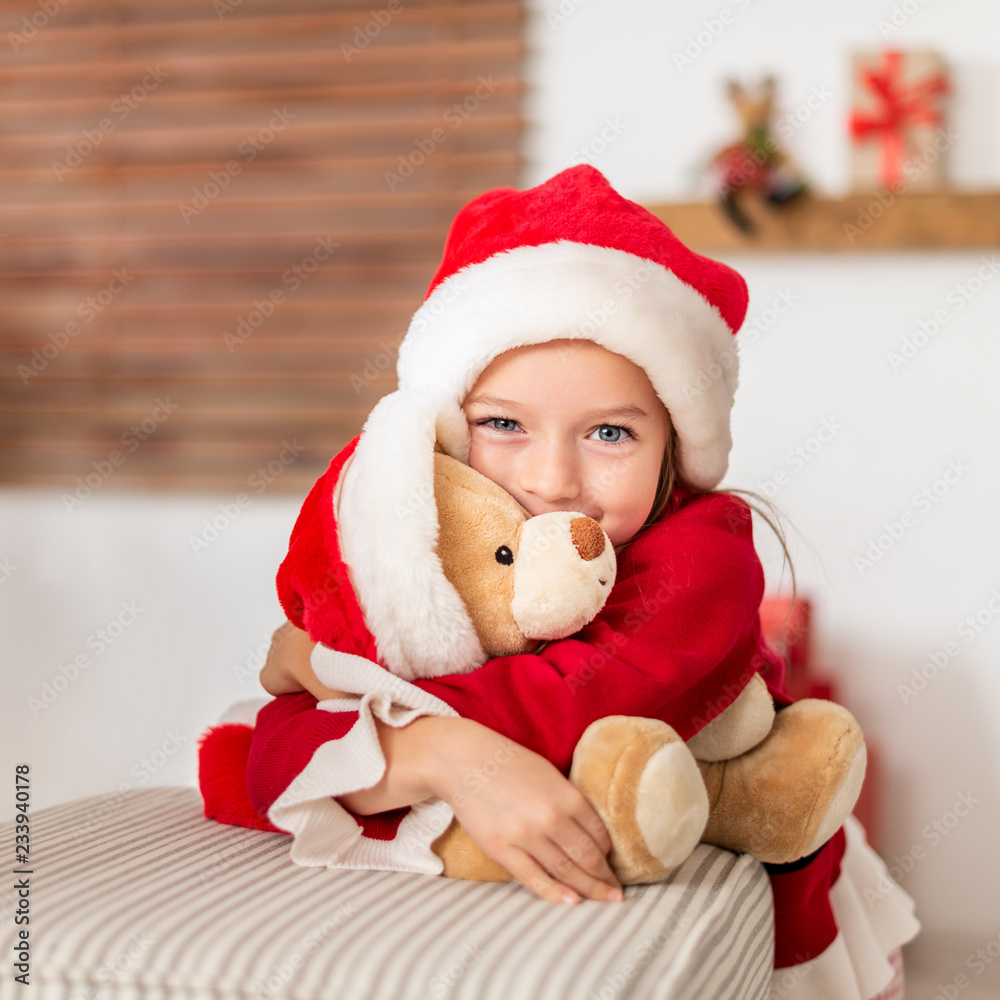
<box><xmin>433</xmin><ymin>450</ymin><xmax>616</xmax><ymax>658</ymax></box>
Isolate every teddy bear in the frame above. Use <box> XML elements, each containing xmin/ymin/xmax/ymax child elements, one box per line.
<box><xmin>199</xmin><ymin>389</ymin><xmax>865</xmax><ymax>886</ymax></box>
<box><xmin>357</xmin><ymin>445</ymin><xmax>865</xmax><ymax>885</ymax></box>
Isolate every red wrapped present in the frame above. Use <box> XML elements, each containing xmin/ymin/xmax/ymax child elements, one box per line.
<box><xmin>849</xmin><ymin>49</ymin><xmax>950</xmax><ymax>193</ymax></box>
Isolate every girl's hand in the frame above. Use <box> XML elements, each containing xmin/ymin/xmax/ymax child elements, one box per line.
<box><xmin>425</xmin><ymin>719</ymin><xmax>624</xmax><ymax>906</ymax></box>
<box><xmin>265</xmin><ymin>626</ymin><xmax>623</xmax><ymax>904</ymax></box>
<box><xmin>260</xmin><ymin>621</ymin><xmax>341</xmax><ymax>699</ymax></box>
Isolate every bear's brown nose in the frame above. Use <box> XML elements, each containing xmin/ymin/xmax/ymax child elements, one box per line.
<box><xmin>570</xmin><ymin>517</ymin><xmax>606</xmax><ymax>561</ymax></box>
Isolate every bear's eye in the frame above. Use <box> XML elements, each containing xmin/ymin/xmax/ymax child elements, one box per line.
<box><xmin>494</xmin><ymin>545</ymin><xmax>513</xmax><ymax>565</ymax></box>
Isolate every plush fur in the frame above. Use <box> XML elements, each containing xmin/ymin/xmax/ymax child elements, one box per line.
<box><xmin>337</xmin><ymin>390</ymin><xmax>486</xmax><ymax>681</ymax></box>
<box><xmin>570</xmin><ymin>717</ymin><xmax>709</xmax><ymax>885</ymax></box>
<box><xmin>398</xmin><ymin>241</ymin><xmax>739</xmax><ymax>494</ymax></box>
<box><xmin>407</xmin><ymin>451</ymin><xmax>866</xmax><ymax>883</ymax></box>
<box><xmin>256</xmin><ymin>424</ymin><xmax>868</xmax><ymax>885</ymax></box>
<box><xmin>698</xmin><ymin>700</ymin><xmax>867</xmax><ymax>864</ymax></box>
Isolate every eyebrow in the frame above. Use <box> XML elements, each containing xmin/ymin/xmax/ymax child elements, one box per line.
<box><xmin>464</xmin><ymin>394</ymin><xmax>651</xmax><ymax>421</ymax></box>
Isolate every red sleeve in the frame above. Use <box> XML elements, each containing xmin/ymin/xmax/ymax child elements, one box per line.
<box><xmin>246</xmin><ymin>691</ymin><xmax>358</xmax><ymax>817</ymax></box>
<box><xmin>413</xmin><ymin>491</ymin><xmax>787</xmax><ymax>774</ymax></box>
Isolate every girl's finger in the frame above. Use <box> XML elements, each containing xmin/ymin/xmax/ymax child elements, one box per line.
<box><xmin>549</xmin><ymin>799</ymin><xmax>620</xmax><ymax>889</ymax></box>
<box><xmin>544</xmin><ymin>826</ymin><xmax>622</xmax><ymax>902</ymax></box>
<box><xmin>503</xmin><ymin>847</ymin><xmax>581</xmax><ymax>906</ymax></box>
<box><xmin>570</xmin><ymin>797</ymin><xmax>614</xmax><ymax>857</ymax></box>
<box><xmin>510</xmin><ymin>829</ymin><xmax>619</xmax><ymax>903</ymax></box>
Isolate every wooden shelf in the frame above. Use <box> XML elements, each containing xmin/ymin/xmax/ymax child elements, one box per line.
<box><xmin>644</xmin><ymin>191</ymin><xmax>1000</xmax><ymax>253</ymax></box>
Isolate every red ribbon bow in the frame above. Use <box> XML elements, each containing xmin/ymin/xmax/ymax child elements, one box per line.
<box><xmin>850</xmin><ymin>49</ymin><xmax>949</xmax><ymax>188</ymax></box>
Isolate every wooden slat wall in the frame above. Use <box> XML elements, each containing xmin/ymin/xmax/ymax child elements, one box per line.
<box><xmin>0</xmin><ymin>0</ymin><xmax>525</xmax><ymax>493</ymax></box>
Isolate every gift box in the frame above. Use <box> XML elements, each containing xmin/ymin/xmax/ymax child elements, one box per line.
<box><xmin>849</xmin><ymin>49</ymin><xmax>950</xmax><ymax>194</ymax></box>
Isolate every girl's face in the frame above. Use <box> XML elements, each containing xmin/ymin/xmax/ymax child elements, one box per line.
<box><xmin>463</xmin><ymin>339</ymin><xmax>670</xmax><ymax>547</ymax></box>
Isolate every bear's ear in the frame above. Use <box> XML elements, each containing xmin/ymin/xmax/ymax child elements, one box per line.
<box><xmin>433</xmin><ymin>452</ymin><xmax>536</xmax><ymax>658</ymax></box>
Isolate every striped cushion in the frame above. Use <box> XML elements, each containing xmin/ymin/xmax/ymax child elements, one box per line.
<box><xmin>1</xmin><ymin>787</ymin><xmax>773</xmax><ymax>999</ymax></box>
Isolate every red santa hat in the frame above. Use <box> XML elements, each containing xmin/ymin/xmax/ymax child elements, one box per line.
<box><xmin>396</xmin><ymin>164</ymin><xmax>749</xmax><ymax>492</ymax></box>
<box><xmin>280</xmin><ymin>167</ymin><xmax>751</xmax><ymax>680</ymax></box>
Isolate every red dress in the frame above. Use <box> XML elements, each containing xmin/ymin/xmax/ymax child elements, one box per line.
<box><xmin>200</xmin><ymin>435</ymin><xmax>848</xmax><ymax>970</ymax></box>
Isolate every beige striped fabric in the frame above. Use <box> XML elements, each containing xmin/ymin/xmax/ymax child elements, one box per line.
<box><xmin>0</xmin><ymin>786</ymin><xmax>773</xmax><ymax>1000</ymax></box>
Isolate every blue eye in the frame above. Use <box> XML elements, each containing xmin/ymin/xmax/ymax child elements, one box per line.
<box><xmin>593</xmin><ymin>424</ymin><xmax>631</xmax><ymax>443</ymax></box>
<box><xmin>480</xmin><ymin>417</ymin><xmax>520</xmax><ymax>433</ymax></box>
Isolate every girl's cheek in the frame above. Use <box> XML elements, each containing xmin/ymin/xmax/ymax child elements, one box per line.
<box><xmin>467</xmin><ymin>436</ymin><xmax>503</xmax><ymax>480</ymax></box>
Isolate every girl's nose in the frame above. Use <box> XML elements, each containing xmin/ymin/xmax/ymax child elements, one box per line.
<box><xmin>518</xmin><ymin>442</ymin><xmax>581</xmax><ymax>504</ymax></box>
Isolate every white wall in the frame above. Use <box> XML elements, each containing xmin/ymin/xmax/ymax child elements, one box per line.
<box><xmin>521</xmin><ymin>0</ymin><xmax>1000</xmax><ymax>946</ymax></box>
<box><xmin>3</xmin><ymin>0</ymin><xmax>998</xmax><ymax>951</ymax></box>
<box><xmin>1</xmin><ymin>489</ymin><xmax>295</xmax><ymax>818</ymax></box>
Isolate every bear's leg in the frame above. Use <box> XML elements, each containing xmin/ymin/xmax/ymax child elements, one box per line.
<box><xmin>570</xmin><ymin>717</ymin><xmax>709</xmax><ymax>885</ymax></box>
<box><xmin>698</xmin><ymin>699</ymin><xmax>867</xmax><ymax>864</ymax></box>
<box><xmin>431</xmin><ymin>819</ymin><xmax>513</xmax><ymax>882</ymax></box>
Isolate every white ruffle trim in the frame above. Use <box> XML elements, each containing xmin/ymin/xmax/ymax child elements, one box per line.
<box><xmin>267</xmin><ymin>645</ymin><xmax>459</xmax><ymax>874</ymax></box>
<box><xmin>768</xmin><ymin>815</ymin><xmax>920</xmax><ymax>1000</ymax></box>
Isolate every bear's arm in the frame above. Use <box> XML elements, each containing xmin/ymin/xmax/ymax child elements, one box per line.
<box><xmin>413</xmin><ymin>491</ymin><xmax>788</xmax><ymax>775</ymax></box>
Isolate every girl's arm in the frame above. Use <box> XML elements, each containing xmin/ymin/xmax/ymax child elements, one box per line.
<box><xmin>261</xmin><ymin>620</ymin><xmax>340</xmax><ymax>697</ymax></box>
<box><xmin>260</xmin><ymin>493</ymin><xmax>773</xmax><ymax>901</ymax></box>
<box><xmin>349</xmin><ymin>713</ymin><xmax>622</xmax><ymax>905</ymax></box>
<box><xmin>259</xmin><ymin>625</ymin><xmax>622</xmax><ymax>905</ymax></box>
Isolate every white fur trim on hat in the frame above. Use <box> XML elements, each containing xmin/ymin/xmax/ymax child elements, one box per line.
<box><xmin>337</xmin><ymin>388</ymin><xmax>486</xmax><ymax>681</ymax></box>
<box><xmin>397</xmin><ymin>240</ymin><xmax>739</xmax><ymax>491</ymax></box>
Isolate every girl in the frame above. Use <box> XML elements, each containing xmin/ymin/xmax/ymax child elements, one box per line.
<box><xmin>248</xmin><ymin>165</ymin><xmax>918</xmax><ymax>998</ymax></box>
